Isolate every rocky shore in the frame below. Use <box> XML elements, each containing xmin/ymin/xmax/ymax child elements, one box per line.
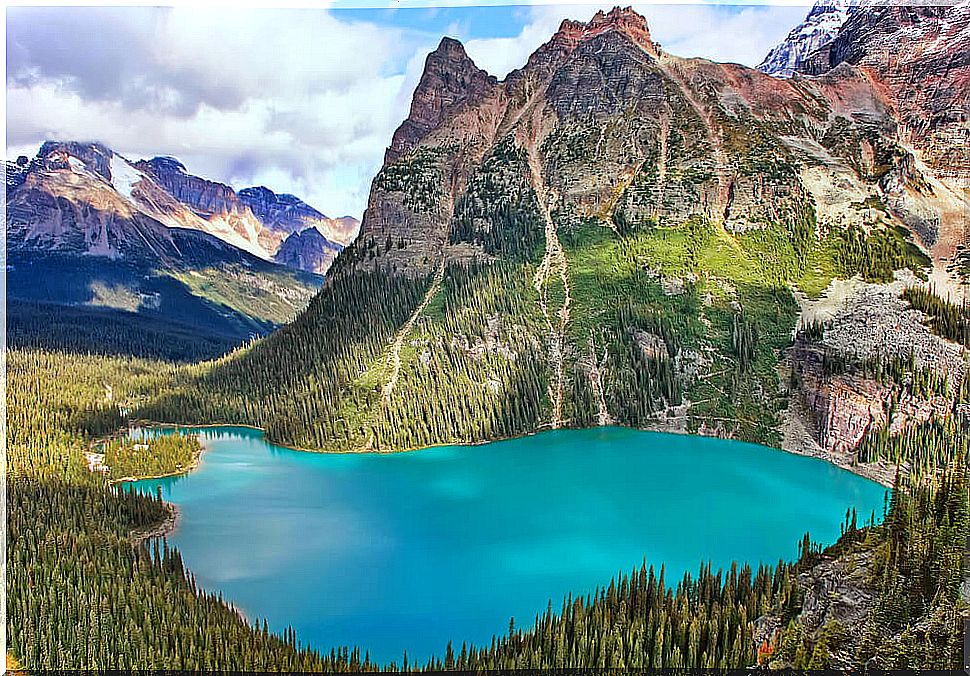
<box><xmin>129</xmin><ymin>501</ymin><xmax>180</xmax><ymax>547</ymax></box>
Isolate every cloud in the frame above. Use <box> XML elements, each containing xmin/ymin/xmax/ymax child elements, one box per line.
<box><xmin>6</xmin><ymin>6</ymin><xmax>439</xmax><ymax>217</ymax></box>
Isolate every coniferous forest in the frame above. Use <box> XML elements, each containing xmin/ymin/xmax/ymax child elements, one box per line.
<box><xmin>6</xmin><ymin>142</ymin><xmax>968</xmax><ymax>671</ymax></box>
<box><xmin>8</xmin><ymin>346</ymin><xmax>966</xmax><ymax>670</ymax></box>
<box><xmin>7</xmin><ymin>228</ymin><xmax>969</xmax><ymax>671</ymax></box>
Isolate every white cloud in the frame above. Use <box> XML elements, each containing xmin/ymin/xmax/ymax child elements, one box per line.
<box><xmin>6</xmin><ymin>6</ymin><xmax>439</xmax><ymax>218</ymax></box>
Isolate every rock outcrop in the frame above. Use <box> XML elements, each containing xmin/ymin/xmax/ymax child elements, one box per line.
<box><xmin>384</xmin><ymin>37</ymin><xmax>499</xmax><ymax>165</ymax></box>
<box><xmin>790</xmin><ymin>279</ymin><xmax>965</xmax><ymax>457</ymax></box>
<box><xmin>755</xmin><ymin>547</ymin><xmax>877</xmax><ymax>669</ymax></box>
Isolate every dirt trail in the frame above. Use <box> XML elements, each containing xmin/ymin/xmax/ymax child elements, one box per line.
<box><xmin>656</xmin><ymin>58</ymin><xmax>737</xmax><ymax>236</ymax></box>
<box><xmin>654</xmin><ymin>115</ymin><xmax>670</xmax><ymax>216</ymax></box>
<box><xmin>382</xmin><ymin>261</ymin><xmax>444</xmax><ymax>400</ymax></box>
<box><xmin>364</xmin><ymin>261</ymin><xmax>444</xmax><ymax>450</ymax></box>
<box><xmin>525</xmin><ymin>146</ymin><xmax>571</xmax><ymax>429</ymax></box>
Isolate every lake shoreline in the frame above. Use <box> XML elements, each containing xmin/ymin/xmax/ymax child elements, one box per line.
<box><xmin>129</xmin><ymin>501</ymin><xmax>181</xmax><ymax>546</ymax></box>
<box><xmin>110</xmin><ymin>446</ymin><xmax>205</xmax><ymax>485</ymax></box>
<box><xmin>116</xmin><ymin>416</ymin><xmax>892</xmax><ymax>551</ymax></box>
<box><xmin>121</xmin><ymin>423</ymin><xmax>889</xmax><ymax>663</ymax></box>
<box><xmin>120</xmin><ymin>418</ymin><xmax>896</xmax><ymax>489</ymax></box>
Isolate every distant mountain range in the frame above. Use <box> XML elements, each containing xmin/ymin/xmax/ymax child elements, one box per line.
<box><xmin>5</xmin><ymin>141</ymin><xmax>360</xmax><ymax>356</ymax></box>
<box><xmin>6</xmin><ymin>142</ymin><xmax>359</xmax><ymax>272</ymax></box>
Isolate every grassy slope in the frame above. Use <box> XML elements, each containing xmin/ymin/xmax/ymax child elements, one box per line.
<box><xmin>7</xmin><ymin>252</ymin><xmax>323</xmax><ymax>356</ymax></box>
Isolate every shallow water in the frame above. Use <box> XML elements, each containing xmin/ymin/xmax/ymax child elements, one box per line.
<box><xmin>130</xmin><ymin>425</ymin><xmax>887</xmax><ymax>664</ymax></box>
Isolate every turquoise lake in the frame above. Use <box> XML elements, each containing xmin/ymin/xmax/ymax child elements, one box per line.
<box><xmin>129</xmin><ymin>425</ymin><xmax>888</xmax><ymax>665</ymax></box>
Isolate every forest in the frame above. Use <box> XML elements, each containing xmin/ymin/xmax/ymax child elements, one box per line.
<box><xmin>8</xmin><ymin>342</ymin><xmax>965</xmax><ymax>670</ymax></box>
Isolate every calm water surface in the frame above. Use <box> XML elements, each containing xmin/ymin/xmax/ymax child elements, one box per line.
<box><xmin>130</xmin><ymin>426</ymin><xmax>887</xmax><ymax>664</ymax></box>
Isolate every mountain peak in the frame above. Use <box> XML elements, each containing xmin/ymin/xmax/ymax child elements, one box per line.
<box><xmin>38</xmin><ymin>140</ymin><xmax>113</xmax><ymax>158</ymax></box>
<box><xmin>592</xmin><ymin>6</ymin><xmax>650</xmax><ymax>31</ymax></box>
<box><xmin>434</xmin><ymin>35</ymin><xmax>468</xmax><ymax>57</ymax></box>
<box><xmin>758</xmin><ymin>0</ymin><xmax>860</xmax><ymax>76</ymax></box>
<box><xmin>511</xmin><ymin>5</ymin><xmax>657</xmax><ymax>84</ymax></box>
<box><xmin>37</xmin><ymin>140</ymin><xmax>115</xmax><ymax>180</ymax></box>
<box><xmin>238</xmin><ymin>185</ymin><xmax>278</xmax><ymax>202</ymax></box>
<box><xmin>553</xmin><ymin>5</ymin><xmax>655</xmax><ymax>54</ymax></box>
<box><xmin>384</xmin><ymin>33</ymin><xmax>498</xmax><ymax>164</ymax></box>
<box><xmin>145</xmin><ymin>156</ymin><xmax>188</xmax><ymax>174</ymax></box>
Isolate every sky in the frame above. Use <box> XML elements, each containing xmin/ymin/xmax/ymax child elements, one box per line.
<box><xmin>5</xmin><ymin>1</ymin><xmax>811</xmax><ymax>219</ymax></box>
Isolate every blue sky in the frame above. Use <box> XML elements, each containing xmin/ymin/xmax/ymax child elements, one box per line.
<box><xmin>6</xmin><ymin>2</ymin><xmax>810</xmax><ymax>218</ymax></box>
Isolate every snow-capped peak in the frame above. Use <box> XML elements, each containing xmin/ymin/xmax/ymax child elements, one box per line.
<box><xmin>758</xmin><ymin>0</ymin><xmax>861</xmax><ymax>77</ymax></box>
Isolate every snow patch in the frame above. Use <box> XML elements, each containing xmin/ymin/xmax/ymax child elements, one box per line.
<box><xmin>67</xmin><ymin>157</ymin><xmax>88</xmax><ymax>174</ymax></box>
<box><xmin>109</xmin><ymin>154</ymin><xmax>146</xmax><ymax>201</ymax></box>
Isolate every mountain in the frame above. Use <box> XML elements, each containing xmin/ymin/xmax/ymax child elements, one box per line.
<box><xmin>238</xmin><ymin>186</ymin><xmax>360</xmax><ymax>246</ymax></box>
<box><xmin>758</xmin><ymin>0</ymin><xmax>859</xmax><ymax>77</ymax></box>
<box><xmin>150</xmin><ymin>3</ymin><xmax>967</xmax><ymax>474</ymax></box>
<box><xmin>133</xmin><ymin>155</ymin><xmax>278</xmax><ymax>259</ymax></box>
<box><xmin>796</xmin><ymin>0</ymin><xmax>970</xmax><ymax>279</ymax></box>
<box><xmin>6</xmin><ymin>141</ymin><xmax>353</xmax><ymax>274</ymax></box>
<box><xmin>134</xmin><ymin>155</ymin><xmax>357</xmax><ymax>267</ymax></box>
<box><xmin>273</xmin><ymin>227</ymin><xmax>344</xmax><ymax>274</ymax></box>
<box><xmin>5</xmin><ymin>141</ymin><xmax>325</xmax><ymax>357</ymax></box>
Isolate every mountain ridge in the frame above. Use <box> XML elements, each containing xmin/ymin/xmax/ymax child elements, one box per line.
<box><xmin>5</xmin><ymin>141</ymin><xmax>329</xmax><ymax>354</ymax></box>
<box><xmin>8</xmin><ymin>140</ymin><xmax>358</xmax><ymax>271</ymax></box>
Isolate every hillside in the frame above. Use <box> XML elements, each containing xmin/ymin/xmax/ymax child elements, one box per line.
<box><xmin>142</xmin><ymin>6</ymin><xmax>967</xmax><ymax>472</ymax></box>
<box><xmin>5</xmin><ymin>144</ymin><xmax>326</xmax><ymax>357</ymax></box>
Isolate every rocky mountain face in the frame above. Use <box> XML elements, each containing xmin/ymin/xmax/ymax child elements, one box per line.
<box><xmin>273</xmin><ymin>227</ymin><xmax>343</xmax><ymax>274</ymax></box>
<box><xmin>701</xmin><ymin>5</ymin><xmax>965</xmax><ymax>254</ymax></box>
<box><xmin>796</xmin><ymin>1</ymin><xmax>970</xmax><ymax>273</ymax></box>
<box><xmin>8</xmin><ymin>144</ymin><xmax>193</xmax><ymax>263</ymax></box>
<box><xmin>385</xmin><ymin>37</ymin><xmax>499</xmax><ymax>165</ymax></box>
<box><xmin>310</xmin><ymin>4</ymin><xmax>967</xmax><ymax>462</ymax></box>
<box><xmin>758</xmin><ymin>0</ymin><xmax>859</xmax><ymax>77</ymax></box>
<box><xmin>134</xmin><ymin>155</ymin><xmax>276</xmax><ymax>257</ymax></box>
<box><xmin>790</xmin><ymin>279</ymin><xmax>964</xmax><ymax>459</ymax></box>
<box><xmin>354</xmin><ymin>4</ymin><xmax>966</xmax><ymax>277</ymax></box>
<box><xmin>134</xmin><ymin>155</ymin><xmax>354</xmax><ymax>267</ymax></box>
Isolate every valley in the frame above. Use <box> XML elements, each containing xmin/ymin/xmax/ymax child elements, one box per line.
<box><xmin>5</xmin><ymin>142</ymin><xmax>359</xmax><ymax>357</ymax></box>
